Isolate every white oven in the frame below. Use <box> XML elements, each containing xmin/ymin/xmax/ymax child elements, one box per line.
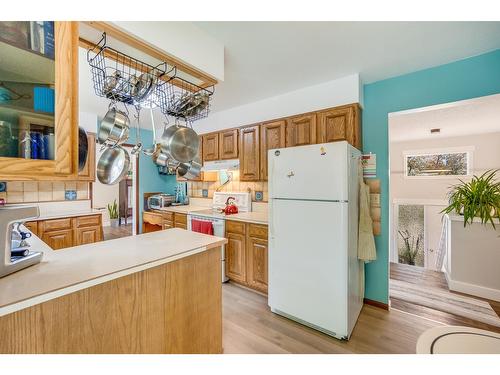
<box><xmin>187</xmin><ymin>213</ymin><xmax>228</xmax><ymax>282</ymax></box>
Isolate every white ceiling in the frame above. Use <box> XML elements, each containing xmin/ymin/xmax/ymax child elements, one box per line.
<box><xmin>389</xmin><ymin>93</ymin><xmax>500</xmax><ymax>142</ymax></box>
<box><xmin>194</xmin><ymin>21</ymin><xmax>500</xmax><ymax>112</ymax></box>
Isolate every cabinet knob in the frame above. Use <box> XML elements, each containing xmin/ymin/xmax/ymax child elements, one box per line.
<box><xmin>287</xmin><ymin>171</ymin><xmax>295</xmax><ymax>178</ymax></box>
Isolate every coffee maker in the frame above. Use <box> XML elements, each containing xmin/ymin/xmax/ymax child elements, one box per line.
<box><xmin>0</xmin><ymin>205</ymin><xmax>43</xmax><ymax>278</ymax></box>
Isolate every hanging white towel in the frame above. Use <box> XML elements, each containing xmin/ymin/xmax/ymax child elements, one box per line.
<box><xmin>358</xmin><ymin>161</ymin><xmax>377</xmax><ymax>262</ymax></box>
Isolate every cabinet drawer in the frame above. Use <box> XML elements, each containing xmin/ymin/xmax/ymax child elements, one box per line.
<box><xmin>143</xmin><ymin>212</ymin><xmax>163</xmax><ymax>226</ymax></box>
<box><xmin>174</xmin><ymin>213</ymin><xmax>187</xmax><ymax>225</ymax></box>
<box><xmin>161</xmin><ymin>211</ymin><xmax>174</xmax><ymax>221</ymax></box>
<box><xmin>76</xmin><ymin>214</ymin><xmax>101</xmax><ymax>228</ymax></box>
<box><xmin>42</xmin><ymin>218</ymin><xmax>72</xmax><ymax>232</ymax></box>
<box><xmin>248</xmin><ymin>224</ymin><xmax>268</xmax><ymax>239</ymax></box>
<box><xmin>226</xmin><ymin>220</ymin><xmax>246</xmax><ymax>235</ymax></box>
<box><xmin>23</xmin><ymin>221</ymin><xmax>38</xmax><ymax>236</ymax></box>
<box><xmin>163</xmin><ymin>222</ymin><xmax>173</xmax><ymax>230</ymax></box>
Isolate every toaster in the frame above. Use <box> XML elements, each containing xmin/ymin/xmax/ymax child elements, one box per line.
<box><xmin>147</xmin><ymin>194</ymin><xmax>176</xmax><ymax>210</ymax></box>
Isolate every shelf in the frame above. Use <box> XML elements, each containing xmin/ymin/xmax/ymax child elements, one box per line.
<box><xmin>0</xmin><ymin>40</ymin><xmax>55</xmax><ymax>84</ymax></box>
<box><xmin>0</xmin><ymin>105</ymin><xmax>54</xmax><ymax>123</ymax></box>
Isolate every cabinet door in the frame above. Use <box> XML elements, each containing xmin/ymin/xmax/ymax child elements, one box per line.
<box><xmin>174</xmin><ymin>213</ymin><xmax>187</xmax><ymax>229</ymax></box>
<box><xmin>317</xmin><ymin>104</ymin><xmax>361</xmax><ymax>149</ymax></box>
<box><xmin>75</xmin><ymin>225</ymin><xmax>101</xmax><ymax>245</ymax></box>
<box><xmin>23</xmin><ymin>221</ymin><xmax>38</xmax><ymax>236</ymax></box>
<box><xmin>219</xmin><ymin>129</ymin><xmax>238</xmax><ymax>159</ymax></box>
<box><xmin>78</xmin><ymin>133</ymin><xmax>96</xmax><ymax>181</ymax></box>
<box><xmin>202</xmin><ymin>133</ymin><xmax>219</xmax><ymax>161</ymax></box>
<box><xmin>225</xmin><ymin>232</ymin><xmax>246</xmax><ymax>283</ymax></box>
<box><xmin>239</xmin><ymin>125</ymin><xmax>260</xmax><ymax>181</ymax></box>
<box><xmin>286</xmin><ymin>114</ymin><xmax>317</xmax><ymax>147</ymax></box>
<box><xmin>260</xmin><ymin>120</ymin><xmax>286</xmax><ymax>181</ymax></box>
<box><xmin>0</xmin><ymin>22</ymin><xmax>79</xmax><ymax>180</ymax></box>
<box><xmin>246</xmin><ymin>236</ymin><xmax>268</xmax><ymax>293</ymax></box>
<box><xmin>42</xmin><ymin>229</ymin><xmax>73</xmax><ymax>250</ymax></box>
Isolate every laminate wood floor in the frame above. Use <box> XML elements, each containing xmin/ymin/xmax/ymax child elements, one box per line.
<box><xmin>390</xmin><ymin>262</ymin><xmax>500</xmax><ymax>334</ymax></box>
<box><xmin>103</xmin><ymin>224</ymin><xmax>133</xmax><ymax>241</ymax></box>
<box><xmin>222</xmin><ymin>282</ymin><xmax>441</xmax><ymax>354</ymax></box>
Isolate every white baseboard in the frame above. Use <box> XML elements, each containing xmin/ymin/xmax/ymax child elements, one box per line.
<box><xmin>445</xmin><ymin>272</ymin><xmax>500</xmax><ymax>302</ymax></box>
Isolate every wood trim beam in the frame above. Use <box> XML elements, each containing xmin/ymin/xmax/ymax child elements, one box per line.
<box><xmin>81</xmin><ymin>21</ymin><xmax>217</xmax><ymax>87</ymax></box>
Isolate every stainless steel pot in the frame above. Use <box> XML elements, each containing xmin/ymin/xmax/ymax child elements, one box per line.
<box><xmin>177</xmin><ymin>156</ymin><xmax>202</xmax><ymax>180</ymax></box>
<box><xmin>96</xmin><ymin>146</ymin><xmax>130</xmax><ymax>185</ymax></box>
<box><xmin>98</xmin><ymin>107</ymin><xmax>130</xmax><ymax>147</ymax></box>
<box><xmin>159</xmin><ymin>125</ymin><xmax>199</xmax><ymax>163</ymax></box>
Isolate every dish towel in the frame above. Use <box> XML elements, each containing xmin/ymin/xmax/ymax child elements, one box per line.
<box><xmin>191</xmin><ymin>219</ymin><xmax>214</xmax><ymax>235</ymax></box>
<box><xmin>358</xmin><ymin>161</ymin><xmax>377</xmax><ymax>262</ymax></box>
<box><xmin>357</xmin><ymin>160</ymin><xmax>377</xmax><ymax>300</ymax></box>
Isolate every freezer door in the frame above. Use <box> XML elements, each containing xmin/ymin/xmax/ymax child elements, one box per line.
<box><xmin>269</xmin><ymin>142</ymin><xmax>349</xmax><ymax>201</ymax></box>
<box><xmin>268</xmin><ymin>199</ymin><xmax>348</xmax><ymax>337</ymax></box>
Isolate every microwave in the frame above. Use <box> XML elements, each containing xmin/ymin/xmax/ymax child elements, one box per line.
<box><xmin>147</xmin><ymin>194</ymin><xmax>176</xmax><ymax>210</ymax></box>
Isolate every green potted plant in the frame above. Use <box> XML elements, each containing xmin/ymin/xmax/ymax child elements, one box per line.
<box><xmin>441</xmin><ymin>169</ymin><xmax>500</xmax><ymax>228</ymax></box>
<box><xmin>107</xmin><ymin>199</ymin><xmax>119</xmax><ymax>228</ymax></box>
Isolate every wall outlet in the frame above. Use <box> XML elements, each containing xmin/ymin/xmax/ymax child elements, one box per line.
<box><xmin>202</xmin><ymin>189</ymin><xmax>208</xmax><ymax>198</ymax></box>
<box><xmin>65</xmin><ymin>190</ymin><xmax>77</xmax><ymax>200</ymax></box>
<box><xmin>255</xmin><ymin>191</ymin><xmax>263</xmax><ymax>201</ymax></box>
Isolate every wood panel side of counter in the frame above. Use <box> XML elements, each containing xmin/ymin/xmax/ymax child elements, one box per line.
<box><xmin>0</xmin><ymin>247</ymin><xmax>222</xmax><ymax>354</ymax></box>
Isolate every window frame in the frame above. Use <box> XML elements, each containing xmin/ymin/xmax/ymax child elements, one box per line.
<box><xmin>403</xmin><ymin>146</ymin><xmax>474</xmax><ymax>180</ymax></box>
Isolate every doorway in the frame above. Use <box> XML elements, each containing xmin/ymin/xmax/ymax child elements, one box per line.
<box><xmin>93</xmin><ymin>143</ymin><xmax>139</xmax><ymax>240</ymax></box>
<box><xmin>388</xmin><ymin>94</ymin><xmax>500</xmax><ymax>333</ymax></box>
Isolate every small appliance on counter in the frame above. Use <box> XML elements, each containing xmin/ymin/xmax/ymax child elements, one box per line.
<box><xmin>0</xmin><ymin>205</ymin><xmax>43</xmax><ymax>278</ymax></box>
<box><xmin>147</xmin><ymin>193</ymin><xmax>176</xmax><ymax>210</ymax></box>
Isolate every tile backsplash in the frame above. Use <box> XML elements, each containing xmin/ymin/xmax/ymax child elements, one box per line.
<box><xmin>188</xmin><ymin>170</ymin><xmax>268</xmax><ymax>202</ymax></box>
<box><xmin>3</xmin><ymin>181</ymin><xmax>89</xmax><ymax>203</ymax></box>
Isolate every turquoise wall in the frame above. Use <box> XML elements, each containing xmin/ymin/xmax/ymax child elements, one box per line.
<box><xmin>362</xmin><ymin>49</ymin><xmax>500</xmax><ymax>304</ymax></box>
<box><xmin>128</xmin><ymin>128</ymin><xmax>177</xmax><ymax>231</ymax></box>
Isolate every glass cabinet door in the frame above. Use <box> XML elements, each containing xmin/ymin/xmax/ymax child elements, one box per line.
<box><xmin>0</xmin><ymin>21</ymin><xmax>78</xmax><ymax>179</ymax></box>
<box><xmin>0</xmin><ymin>21</ymin><xmax>55</xmax><ymax>160</ymax></box>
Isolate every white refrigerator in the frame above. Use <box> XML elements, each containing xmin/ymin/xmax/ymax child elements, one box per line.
<box><xmin>268</xmin><ymin>141</ymin><xmax>363</xmax><ymax>340</ymax></box>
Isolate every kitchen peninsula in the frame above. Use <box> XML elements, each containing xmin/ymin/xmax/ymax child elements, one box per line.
<box><xmin>0</xmin><ymin>229</ymin><xmax>226</xmax><ymax>354</ymax></box>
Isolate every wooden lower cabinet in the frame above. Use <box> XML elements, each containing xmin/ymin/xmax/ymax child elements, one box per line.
<box><xmin>225</xmin><ymin>232</ymin><xmax>247</xmax><ymax>283</ymax></box>
<box><xmin>75</xmin><ymin>226</ymin><xmax>101</xmax><ymax>245</ymax></box>
<box><xmin>143</xmin><ymin>211</ymin><xmax>187</xmax><ymax>232</ymax></box>
<box><xmin>246</xmin><ymin>236</ymin><xmax>269</xmax><ymax>293</ymax></box>
<box><xmin>42</xmin><ymin>229</ymin><xmax>74</xmax><ymax>250</ymax></box>
<box><xmin>225</xmin><ymin>221</ymin><xmax>268</xmax><ymax>294</ymax></box>
<box><xmin>28</xmin><ymin>214</ymin><xmax>103</xmax><ymax>250</ymax></box>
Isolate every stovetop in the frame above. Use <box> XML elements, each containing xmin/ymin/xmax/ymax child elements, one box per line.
<box><xmin>189</xmin><ymin>209</ymin><xmax>227</xmax><ymax>220</ymax></box>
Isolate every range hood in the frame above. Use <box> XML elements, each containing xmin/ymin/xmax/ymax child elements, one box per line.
<box><xmin>201</xmin><ymin>159</ymin><xmax>239</xmax><ymax>171</ymax></box>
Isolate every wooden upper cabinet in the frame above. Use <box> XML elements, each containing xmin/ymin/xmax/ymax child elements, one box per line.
<box><xmin>202</xmin><ymin>133</ymin><xmax>219</xmax><ymax>161</ymax></box>
<box><xmin>317</xmin><ymin>104</ymin><xmax>362</xmax><ymax>150</ymax></box>
<box><xmin>239</xmin><ymin>125</ymin><xmax>260</xmax><ymax>181</ymax></box>
<box><xmin>0</xmin><ymin>22</ymin><xmax>79</xmax><ymax>180</ymax></box>
<box><xmin>286</xmin><ymin>114</ymin><xmax>317</xmax><ymax>147</ymax></box>
<box><xmin>78</xmin><ymin>133</ymin><xmax>96</xmax><ymax>181</ymax></box>
<box><xmin>260</xmin><ymin>120</ymin><xmax>286</xmax><ymax>181</ymax></box>
<box><xmin>219</xmin><ymin>129</ymin><xmax>238</xmax><ymax>159</ymax></box>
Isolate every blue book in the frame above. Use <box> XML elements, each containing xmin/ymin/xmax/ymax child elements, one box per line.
<box><xmin>43</xmin><ymin>22</ymin><xmax>55</xmax><ymax>59</ymax></box>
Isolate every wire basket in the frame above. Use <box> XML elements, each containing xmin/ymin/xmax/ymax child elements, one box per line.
<box><xmin>157</xmin><ymin>68</ymin><xmax>215</xmax><ymax>122</ymax></box>
<box><xmin>87</xmin><ymin>33</ymin><xmax>174</xmax><ymax>107</ymax></box>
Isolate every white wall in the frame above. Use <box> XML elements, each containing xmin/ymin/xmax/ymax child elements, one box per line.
<box><xmin>112</xmin><ymin>22</ymin><xmax>224</xmax><ymax>82</ymax></box>
<box><xmin>193</xmin><ymin>74</ymin><xmax>362</xmax><ymax>134</ymax></box>
<box><xmin>390</xmin><ymin>132</ymin><xmax>500</xmax><ymax>202</ymax></box>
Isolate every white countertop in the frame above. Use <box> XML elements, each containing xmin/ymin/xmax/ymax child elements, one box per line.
<box><xmin>0</xmin><ymin>229</ymin><xmax>226</xmax><ymax>317</ymax></box>
<box><xmin>155</xmin><ymin>205</ymin><xmax>208</xmax><ymax>214</ymax></box>
<box><xmin>223</xmin><ymin>211</ymin><xmax>268</xmax><ymax>225</ymax></box>
<box><xmin>34</xmin><ymin>209</ymin><xmax>103</xmax><ymax>221</ymax></box>
<box><xmin>157</xmin><ymin>205</ymin><xmax>268</xmax><ymax>224</ymax></box>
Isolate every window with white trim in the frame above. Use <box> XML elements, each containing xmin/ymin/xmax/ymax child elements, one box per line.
<box><xmin>404</xmin><ymin>148</ymin><xmax>472</xmax><ymax>178</ymax></box>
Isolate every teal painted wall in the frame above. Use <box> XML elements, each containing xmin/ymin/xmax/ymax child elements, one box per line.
<box><xmin>362</xmin><ymin>49</ymin><xmax>500</xmax><ymax>304</ymax></box>
<box><xmin>128</xmin><ymin>128</ymin><xmax>177</xmax><ymax>231</ymax></box>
